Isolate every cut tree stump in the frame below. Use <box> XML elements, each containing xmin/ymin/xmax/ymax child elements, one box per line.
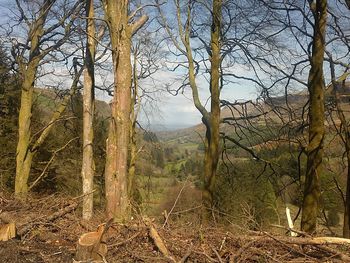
<box><xmin>0</xmin><ymin>223</ymin><xmax>16</xmax><ymax>241</ymax></box>
<box><xmin>75</xmin><ymin>220</ymin><xmax>112</xmax><ymax>262</ymax></box>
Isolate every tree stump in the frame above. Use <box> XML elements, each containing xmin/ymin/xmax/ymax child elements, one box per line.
<box><xmin>0</xmin><ymin>223</ymin><xmax>16</xmax><ymax>241</ymax></box>
<box><xmin>74</xmin><ymin>223</ymin><xmax>109</xmax><ymax>262</ymax></box>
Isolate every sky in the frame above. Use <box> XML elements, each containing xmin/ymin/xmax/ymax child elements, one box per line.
<box><xmin>143</xmin><ymin>76</ymin><xmax>259</xmax><ymax>131</ymax></box>
<box><xmin>2</xmin><ymin>1</ymin><xmax>350</xmax><ymax>132</ymax></box>
<box><xmin>0</xmin><ymin>0</ymin><xmax>264</xmax><ymax>131</ymax></box>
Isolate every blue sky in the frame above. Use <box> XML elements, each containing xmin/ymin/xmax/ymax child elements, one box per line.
<box><xmin>147</xmin><ymin>78</ymin><xmax>259</xmax><ymax>131</ymax></box>
<box><xmin>0</xmin><ymin>0</ymin><xmax>263</xmax><ymax>131</ymax></box>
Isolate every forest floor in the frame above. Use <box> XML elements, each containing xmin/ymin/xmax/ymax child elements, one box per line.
<box><xmin>1</xmin><ymin>192</ymin><xmax>350</xmax><ymax>263</ymax></box>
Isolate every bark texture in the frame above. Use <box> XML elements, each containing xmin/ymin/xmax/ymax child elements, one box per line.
<box><xmin>301</xmin><ymin>0</ymin><xmax>327</xmax><ymax>234</ymax></box>
<box><xmin>102</xmin><ymin>0</ymin><xmax>147</xmax><ymax>219</ymax></box>
<box><xmin>128</xmin><ymin>46</ymin><xmax>140</xmax><ymax>199</ymax></box>
<box><xmin>202</xmin><ymin>0</ymin><xmax>222</xmax><ymax>211</ymax></box>
<box><xmin>14</xmin><ymin>0</ymin><xmax>81</xmax><ymax>196</ymax></box>
<box><xmin>15</xmin><ymin>0</ymin><xmax>55</xmax><ymax>196</ymax></box>
<box><xmin>81</xmin><ymin>0</ymin><xmax>96</xmax><ymax>220</ymax></box>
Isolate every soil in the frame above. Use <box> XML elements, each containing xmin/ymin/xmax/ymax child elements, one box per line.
<box><xmin>0</xmin><ymin>192</ymin><xmax>349</xmax><ymax>263</ymax></box>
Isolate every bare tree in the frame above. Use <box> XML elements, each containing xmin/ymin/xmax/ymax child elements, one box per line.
<box><xmin>157</xmin><ymin>0</ymin><xmax>222</xmax><ymax>217</ymax></box>
<box><xmin>128</xmin><ymin>31</ymin><xmax>163</xmax><ymax>200</ymax></box>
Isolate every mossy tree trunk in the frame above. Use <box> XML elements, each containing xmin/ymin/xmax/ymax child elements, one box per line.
<box><xmin>158</xmin><ymin>0</ymin><xmax>222</xmax><ymax>218</ymax></box>
<box><xmin>102</xmin><ymin>0</ymin><xmax>147</xmax><ymax>219</ymax></box>
<box><xmin>301</xmin><ymin>0</ymin><xmax>327</xmax><ymax>234</ymax></box>
<box><xmin>202</xmin><ymin>0</ymin><xmax>222</xmax><ymax>213</ymax></box>
<box><xmin>14</xmin><ymin>0</ymin><xmax>82</xmax><ymax>197</ymax></box>
<box><xmin>15</xmin><ymin>0</ymin><xmax>54</xmax><ymax>196</ymax></box>
<box><xmin>81</xmin><ymin>0</ymin><xmax>96</xmax><ymax>220</ymax></box>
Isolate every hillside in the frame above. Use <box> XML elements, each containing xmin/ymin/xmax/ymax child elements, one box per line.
<box><xmin>157</xmin><ymin>93</ymin><xmax>304</xmax><ymax>145</ymax></box>
<box><xmin>2</xmin><ymin>76</ymin><xmax>350</xmax><ymax>263</ymax></box>
<box><xmin>158</xmin><ymin>88</ymin><xmax>350</xmax><ymax>147</ymax></box>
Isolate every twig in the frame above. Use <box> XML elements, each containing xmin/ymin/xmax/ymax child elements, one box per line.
<box><xmin>270</xmin><ymin>224</ymin><xmax>311</xmax><ymax>237</ymax></box>
<box><xmin>172</xmin><ymin>205</ymin><xmax>202</xmax><ymax>215</ymax></box>
<box><xmin>315</xmin><ymin>245</ymin><xmax>350</xmax><ymax>262</ymax></box>
<box><xmin>29</xmin><ymin>137</ymin><xmax>79</xmax><ymax>190</ymax></box>
<box><xmin>17</xmin><ymin>202</ymin><xmax>77</xmax><ymax>237</ymax></box>
<box><xmin>178</xmin><ymin>247</ymin><xmax>192</xmax><ymax>263</ymax></box>
<box><xmin>108</xmin><ymin>232</ymin><xmax>141</xmax><ymax>248</ymax></box>
<box><xmin>211</xmin><ymin>247</ymin><xmax>224</xmax><ymax>263</ymax></box>
<box><xmin>72</xmin><ymin>189</ymin><xmax>97</xmax><ymax>200</ymax></box>
<box><xmin>262</xmin><ymin>231</ymin><xmax>314</xmax><ymax>260</ymax></box>
<box><xmin>162</xmin><ymin>181</ymin><xmax>187</xmax><ymax>228</ymax></box>
<box><xmin>219</xmin><ymin>233</ymin><xmax>227</xmax><ymax>251</ymax></box>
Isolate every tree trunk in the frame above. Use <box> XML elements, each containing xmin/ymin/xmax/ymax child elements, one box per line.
<box><xmin>15</xmin><ymin>65</ymin><xmax>82</xmax><ymax>196</ymax></box>
<box><xmin>14</xmin><ymin>0</ymin><xmax>67</xmax><ymax>196</ymax></box>
<box><xmin>333</xmin><ymin>79</ymin><xmax>350</xmax><ymax>238</ymax></box>
<box><xmin>81</xmin><ymin>0</ymin><xmax>96</xmax><ymax>220</ymax></box>
<box><xmin>103</xmin><ymin>0</ymin><xmax>132</xmax><ymax>219</ymax></box>
<box><xmin>301</xmin><ymin>0</ymin><xmax>327</xmax><ymax>234</ymax></box>
<box><xmin>202</xmin><ymin>0</ymin><xmax>222</xmax><ymax>214</ymax></box>
<box><xmin>344</xmin><ymin>145</ymin><xmax>350</xmax><ymax>237</ymax></box>
<box><xmin>103</xmin><ymin>0</ymin><xmax>147</xmax><ymax>219</ymax></box>
<box><xmin>128</xmin><ymin>47</ymin><xmax>139</xmax><ymax>199</ymax></box>
<box><xmin>15</xmin><ymin>62</ymin><xmax>38</xmax><ymax>196</ymax></box>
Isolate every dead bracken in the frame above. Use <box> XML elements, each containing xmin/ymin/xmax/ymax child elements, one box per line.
<box><xmin>1</xmin><ymin>193</ymin><xmax>350</xmax><ymax>263</ymax></box>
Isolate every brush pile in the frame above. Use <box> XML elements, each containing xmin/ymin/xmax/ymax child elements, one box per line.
<box><xmin>0</xmin><ymin>193</ymin><xmax>349</xmax><ymax>263</ymax></box>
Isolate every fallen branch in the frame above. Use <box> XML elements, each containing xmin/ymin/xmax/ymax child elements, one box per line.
<box><xmin>262</xmin><ymin>232</ymin><xmax>321</xmax><ymax>260</ymax></box>
<box><xmin>17</xmin><ymin>202</ymin><xmax>78</xmax><ymax>237</ymax></box>
<box><xmin>144</xmin><ymin>218</ymin><xmax>176</xmax><ymax>262</ymax></box>
<box><xmin>178</xmin><ymin>247</ymin><xmax>192</xmax><ymax>263</ymax></box>
<box><xmin>211</xmin><ymin>247</ymin><xmax>224</xmax><ymax>263</ymax></box>
<box><xmin>108</xmin><ymin>231</ymin><xmax>141</xmax><ymax>248</ymax></box>
<box><xmin>270</xmin><ymin>224</ymin><xmax>311</xmax><ymax>237</ymax></box>
<box><xmin>263</xmin><ymin>232</ymin><xmax>350</xmax><ymax>261</ymax></box>
<box><xmin>315</xmin><ymin>244</ymin><xmax>350</xmax><ymax>262</ymax></box>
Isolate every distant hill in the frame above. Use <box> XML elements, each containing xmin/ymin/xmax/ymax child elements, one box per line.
<box><xmin>157</xmin><ymin>92</ymin><xmax>306</xmax><ymax>142</ymax></box>
<box><xmin>157</xmin><ymin>87</ymin><xmax>350</xmax><ymax>147</ymax></box>
<box><xmin>34</xmin><ymin>87</ymin><xmax>111</xmax><ymax>119</ymax></box>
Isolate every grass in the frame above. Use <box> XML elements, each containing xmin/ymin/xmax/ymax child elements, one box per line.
<box><xmin>164</xmin><ymin>159</ymin><xmax>187</xmax><ymax>173</ymax></box>
<box><xmin>137</xmin><ymin>174</ymin><xmax>177</xmax><ymax>215</ymax></box>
